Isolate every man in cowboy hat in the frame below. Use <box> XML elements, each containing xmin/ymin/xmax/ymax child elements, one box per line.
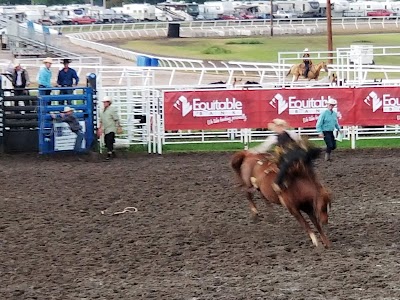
<box><xmin>316</xmin><ymin>98</ymin><xmax>341</xmax><ymax>161</ymax></box>
<box><xmin>37</xmin><ymin>57</ymin><xmax>53</xmax><ymax>95</ymax></box>
<box><xmin>302</xmin><ymin>48</ymin><xmax>312</xmax><ymax>78</ymax></box>
<box><xmin>11</xmin><ymin>60</ymin><xmax>30</xmax><ymax>97</ymax></box>
<box><xmin>57</xmin><ymin>58</ymin><xmax>79</xmax><ymax>97</ymax></box>
<box><xmin>249</xmin><ymin>119</ymin><xmax>309</xmax><ymax>196</ymax></box>
<box><xmin>97</xmin><ymin>96</ymin><xmax>121</xmax><ymax>161</ymax></box>
<box><xmin>50</xmin><ymin>106</ymin><xmax>85</xmax><ymax>154</ymax></box>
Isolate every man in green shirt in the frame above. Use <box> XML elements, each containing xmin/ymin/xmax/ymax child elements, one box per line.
<box><xmin>97</xmin><ymin>96</ymin><xmax>121</xmax><ymax>160</ymax></box>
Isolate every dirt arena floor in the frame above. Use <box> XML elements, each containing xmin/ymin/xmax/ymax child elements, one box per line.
<box><xmin>1</xmin><ymin>149</ymin><xmax>399</xmax><ymax>300</ymax></box>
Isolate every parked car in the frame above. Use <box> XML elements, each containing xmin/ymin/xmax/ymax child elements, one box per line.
<box><xmin>219</xmin><ymin>14</ymin><xmax>240</xmax><ymax>20</ymax></box>
<box><xmin>257</xmin><ymin>13</ymin><xmax>274</xmax><ymax>20</ymax></box>
<box><xmin>38</xmin><ymin>16</ymin><xmax>63</xmax><ymax>26</ymax></box>
<box><xmin>273</xmin><ymin>10</ymin><xmax>298</xmax><ymax>19</ymax></box>
<box><xmin>70</xmin><ymin>16</ymin><xmax>97</xmax><ymax>25</ymax></box>
<box><xmin>240</xmin><ymin>12</ymin><xmax>256</xmax><ymax>19</ymax></box>
<box><xmin>113</xmin><ymin>14</ymin><xmax>136</xmax><ymax>23</ymax></box>
<box><xmin>367</xmin><ymin>9</ymin><xmax>393</xmax><ymax>17</ymax></box>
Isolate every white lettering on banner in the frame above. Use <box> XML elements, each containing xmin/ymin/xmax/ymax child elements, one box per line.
<box><xmin>302</xmin><ymin>115</ymin><xmax>320</xmax><ymax>124</ymax></box>
<box><xmin>383</xmin><ymin>94</ymin><xmax>400</xmax><ymax>112</ymax></box>
<box><xmin>270</xmin><ymin>93</ymin><xmax>338</xmax><ymax>115</ymax></box>
<box><xmin>364</xmin><ymin>91</ymin><xmax>400</xmax><ymax>113</ymax></box>
<box><xmin>192</xmin><ymin>98</ymin><xmax>243</xmax><ymax>117</ymax></box>
<box><xmin>173</xmin><ymin>95</ymin><xmax>247</xmax><ymax>124</ymax></box>
<box><xmin>206</xmin><ymin>114</ymin><xmax>247</xmax><ymax>125</ymax></box>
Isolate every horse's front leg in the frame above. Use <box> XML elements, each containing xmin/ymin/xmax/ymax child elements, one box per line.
<box><xmin>308</xmin><ymin>213</ymin><xmax>331</xmax><ymax>248</ymax></box>
<box><xmin>287</xmin><ymin>206</ymin><xmax>319</xmax><ymax>247</ymax></box>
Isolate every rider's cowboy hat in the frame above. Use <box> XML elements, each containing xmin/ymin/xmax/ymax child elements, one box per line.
<box><xmin>62</xmin><ymin>58</ymin><xmax>72</xmax><ymax>64</ymax></box>
<box><xmin>43</xmin><ymin>57</ymin><xmax>53</xmax><ymax>64</ymax></box>
<box><xmin>304</xmin><ymin>48</ymin><xmax>309</xmax><ymax>52</ymax></box>
<box><xmin>268</xmin><ymin>118</ymin><xmax>289</xmax><ymax>131</ymax></box>
<box><xmin>13</xmin><ymin>60</ymin><xmax>21</xmax><ymax>68</ymax></box>
<box><xmin>62</xmin><ymin>106</ymin><xmax>74</xmax><ymax>113</ymax></box>
<box><xmin>327</xmin><ymin>99</ymin><xmax>337</xmax><ymax>106</ymax></box>
<box><xmin>102</xmin><ymin>96</ymin><xmax>112</xmax><ymax>103</ymax></box>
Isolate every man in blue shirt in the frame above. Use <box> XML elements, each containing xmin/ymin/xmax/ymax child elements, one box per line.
<box><xmin>37</xmin><ymin>57</ymin><xmax>53</xmax><ymax>95</ymax></box>
<box><xmin>316</xmin><ymin>99</ymin><xmax>341</xmax><ymax>161</ymax></box>
<box><xmin>57</xmin><ymin>59</ymin><xmax>79</xmax><ymax>96</ymax></box>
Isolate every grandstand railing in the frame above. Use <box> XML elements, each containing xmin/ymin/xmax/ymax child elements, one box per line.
<box><xmin>51</xmin><ymin>16</ymin><xmax>400</xmax><ymax>34</ymax></box>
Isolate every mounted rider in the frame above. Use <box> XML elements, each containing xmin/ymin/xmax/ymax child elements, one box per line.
<box><xmin>249</xmin><ymin>119</ymin><xmax>320</xmax><ymax>200</ymax></box>
<box><xmin>303</xmin><ymin>48</ymin><xmax>312</xmax><ymax>77</ymax></box>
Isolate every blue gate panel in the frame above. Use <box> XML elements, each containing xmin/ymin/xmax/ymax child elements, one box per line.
<box><xmin>38</xmin><ymin>88</ymin><xmax>94</xmax><ymax>154</ymax></box>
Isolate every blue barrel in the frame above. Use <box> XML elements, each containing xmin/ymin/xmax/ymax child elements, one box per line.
<box><xmin>137</xmin><ymin>56</ymin><xmax>146</xmax><ymax>66</ymax></box>
<box><xmin>150</xmin><ymin>58</ymin><xmax>159</xmax><ymax>67</ymax></box>
<box><xmin>137</xmin><ymin>56</ymin><xmax>151</xmax><ymax>66</ymax></box>
<box><xmin>144</xmin><ymin>56</ymin><xmax>151</xmax><ymax>66</ymax></box>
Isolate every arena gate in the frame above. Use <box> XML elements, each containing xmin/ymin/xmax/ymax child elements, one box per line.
<box><xmin>38</xmin><ymin>87</ymin><xmax>96</xmax><ymax>155</ymax></box>
<box><xmin>0</xmin><ymin>75</ymin><xmax>97</xmax><ymax>154</ymax></box>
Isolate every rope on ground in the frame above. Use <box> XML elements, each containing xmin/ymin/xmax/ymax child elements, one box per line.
<box><xmin>101</xmin><ymin>206</ymin><xmax>138</xmax><ymax>216</ymax></box>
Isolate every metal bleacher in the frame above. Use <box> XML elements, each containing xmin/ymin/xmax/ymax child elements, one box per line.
<box><xmin>4</xmin><ymin>18</ymin><xmax>79</xmax><ymax>58</ymax></box>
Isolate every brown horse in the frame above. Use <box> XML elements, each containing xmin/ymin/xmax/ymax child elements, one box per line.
<box><xmin>286</xmin><ymin>61</ymin><xmax>329</xmax><ymax>82</ymax></box>
<box><xmin>231</xmin><ymin>150</ymin><xmax>332</xmax><ymax>248</ymax></box>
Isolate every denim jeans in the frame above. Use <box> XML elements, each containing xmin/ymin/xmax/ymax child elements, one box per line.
<box><xmin>323</xmin><ymin>131</ymin><xmax>336</xmax><ymax>153</ymax></box>
<box><xmin>74</xmin><ymin>130</ymin><xmax>85</xmax><ymax>153</ymax></box>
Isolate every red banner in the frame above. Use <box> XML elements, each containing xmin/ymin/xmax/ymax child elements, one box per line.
<box><xmin>354</xmin><ymin>86</ymin><xmax>400</xmax><ymax>126</ymax></box>
<box><xmin>163</xmin><ymin>90</ymin><xmax>263</xmax><ymax>130</ymax></box>
<box><xmin>257</xmin><ymin>88</ymin><xmax>355</xmax><ymax>128</ymax></box>
<box><xmin>163</xmin><ymin>87</ymin><xmax>400</xmax><ymax>130</ymax></box>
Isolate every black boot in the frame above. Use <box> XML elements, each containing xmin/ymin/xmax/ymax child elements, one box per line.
<box><xmin>105</xmin><ymin>152</ymin><xmax>112</xmax><ymax>161</ymax></box>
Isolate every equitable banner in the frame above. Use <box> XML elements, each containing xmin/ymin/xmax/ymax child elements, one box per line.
<box><xmin>163</xmin><ymin>87</ymin><xmax>400</xmax><ymax>130</ymax></box>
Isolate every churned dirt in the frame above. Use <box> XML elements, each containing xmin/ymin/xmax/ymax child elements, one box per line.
<box><xmin>0</xmin><ymin>149</ymin><xmax>399</xmax><ymax>300</ymax></box>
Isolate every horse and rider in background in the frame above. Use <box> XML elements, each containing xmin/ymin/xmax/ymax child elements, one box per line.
<box><xmin>231</xmin><ymin>119</ymin><xmax>332</xmax><ymax>248</ymax></box>
<box><xmin>286</xmin><ymin>48</ymin><xmax>330</xmax><ymax>82</ymax></box>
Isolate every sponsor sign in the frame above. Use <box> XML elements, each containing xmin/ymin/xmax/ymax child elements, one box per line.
<box><xmin>164</xmin><ymin>90</ymin><xmax>263</xmax><ymax>130</ymax></box>
<box><xmin>262</xmin><ymin>88</ymin><xmax>355</xmax><ymax>127</ymax></box>
<box><xmin>355</xmin><ymin>86</ymin><xmax>400</xmax><ymax>125</ymax></box>
<box><xmin>164</xmin><ymin>88</ymin><xmax>357</xmax><ymax>130</ymax></box>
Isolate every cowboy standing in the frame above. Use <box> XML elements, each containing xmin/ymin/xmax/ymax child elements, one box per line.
<box><xmin>57</xmin><ymin>58</ymin><xmax>79</xmax><ymax>95</ymax></box>
<box><xmin>11</xmin><ymin>61</ymin><xmax>30</xmax><ymax>97</ymax></box>
<box><xmin>316</xmin><ymin>99</ymin><xmax>341</xmax><ymax>161</ymax></box>
<box><xmin>37</xmin><ymin>57</ymin><xmax>53</xmax><ymax>95</ymax></box>
<box><xmin>97</xmin><ymin>96</ymin><xmax>121</xmax><ymax>161</ymax></box>
<box><xmin>249</xmin><ymin>119</ymin><xmax>309</xmax><ymax>197</ymax></box>
<box><xmin>303</xmin><ymin>48</ymin><xmax>312</xmax><ymax>78</ymax></box>
<box><xmin>51</xmin><ymin>106</ymin><xmax>85</xmax><ymax>154</ymax></box>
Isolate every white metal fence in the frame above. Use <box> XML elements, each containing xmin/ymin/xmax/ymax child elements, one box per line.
<box><xmin>3</xmin><ymin>18</ymin><xmax>400</xmax><ymax>152</ymax></box>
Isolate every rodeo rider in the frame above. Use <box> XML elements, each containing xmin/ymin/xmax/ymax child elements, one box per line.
<box><xmin>249</xmin><ymin>118</ymin><xmax>319</xmax><ymax>201</ymax></box>
<box><xmin>303</xmin><ymin>48</ymin><xmax>312</xmax><ymax>78</ymax></box>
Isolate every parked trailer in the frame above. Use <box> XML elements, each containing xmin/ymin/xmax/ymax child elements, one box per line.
<box><xmin>118</xmin><ymin>3</ymin><xmax>156</xmax><ymax>21</ymax></box>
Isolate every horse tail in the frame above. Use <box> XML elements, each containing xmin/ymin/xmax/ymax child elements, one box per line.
<box><xmin>231</xmin><ymin>151</ymin><xmax>247</xmax><ymax>177</ymax></box>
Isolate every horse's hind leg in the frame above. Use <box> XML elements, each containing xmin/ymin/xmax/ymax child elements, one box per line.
<box><xmin>246</xmin><ymin>191</ymin><xmax>260</xmax><ymax>221</ymax></box>
<box><xmin>308</xmin><ymin>214</ymin><xmax>331</xmax><ymax>248</ymax></box>
<box><xmin>287</xmin><ymin>207</ymin><xmax>319</xmax><ymax>247</ymax></box>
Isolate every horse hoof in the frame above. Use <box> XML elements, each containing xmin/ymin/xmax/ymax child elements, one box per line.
<box><xmin>251</xmin><ymin>214</ymin><xmax>262</xmax><ymax>223</ymax></box>
<box><xmin>323</xmin><ymin>240</ymin><xmax>332</xmax><ymax>249</ymax></box>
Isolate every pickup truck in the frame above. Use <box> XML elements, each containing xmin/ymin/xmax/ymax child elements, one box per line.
<box><xmin>70</xmin><ymin>16</ymin><xmax>98</xmax><ymax>25</ymax></box>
